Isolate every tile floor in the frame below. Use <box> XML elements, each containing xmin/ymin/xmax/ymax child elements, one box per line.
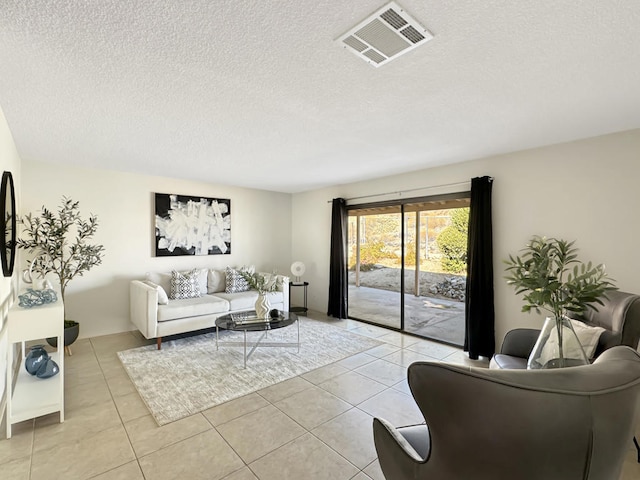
<box><xmin>1</xmin><ymin>312</ymin><xmax>639</xmax><ymax>480</ymax></box>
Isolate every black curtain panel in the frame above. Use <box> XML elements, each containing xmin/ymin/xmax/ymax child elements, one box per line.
<box><xmin>464</xmin><ymin>176</ymin><xmax>495</xmax><ymax>359</ymax></box>
<box><xmin>327</xmin><ymin>198</ymin><xmax>348</xmax><ymax>318</ymax></box>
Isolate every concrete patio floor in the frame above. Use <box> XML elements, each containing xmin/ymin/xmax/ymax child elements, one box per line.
<box><xmin>348</xmin><ymin>285</ymin><xmax>465</xmax><ymax>346</ymax></box>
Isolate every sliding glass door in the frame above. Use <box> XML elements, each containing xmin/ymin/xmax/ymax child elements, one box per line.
<box><xmin>347</xmin><ymin>195</ymin><xmax>470</xmax><ymax>346</ymax></box>
<box><xmin>347</xmin><ymin>206</ymin><xmax>402</xmax><ymax>329</ymax></box>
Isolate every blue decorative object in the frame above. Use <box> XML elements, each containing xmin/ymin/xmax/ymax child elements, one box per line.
<box><xmin>25</xmin><ymin>344</ymin><xmax>49</xmax><ymax>375</ymax></box>
<box><xmin>18</xmin><ymin>288</ymin><xmax>58</xmax><ymax>308</ymax></box>
<box><xmin>36</xmin><ymin>357</ymin><xmax>60</xmax><ymax>379</ymax></box>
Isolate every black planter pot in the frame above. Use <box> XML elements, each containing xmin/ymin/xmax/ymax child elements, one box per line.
<box><xmin>46</xmin><ymin>321</ymin><xmax>79</xmax><ymax>351</ymax></box>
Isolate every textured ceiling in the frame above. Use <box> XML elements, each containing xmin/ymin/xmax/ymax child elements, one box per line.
<box><xmin>1</xmin><ymin>1</ymin><xmax>639</xmax><ymax>193</ymax></box>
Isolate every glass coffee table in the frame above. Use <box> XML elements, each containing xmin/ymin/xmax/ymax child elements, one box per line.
<box><xmin>215</xmin><ymin>310</ymin><xmax>299</xmax><ymax>368</ymax></box>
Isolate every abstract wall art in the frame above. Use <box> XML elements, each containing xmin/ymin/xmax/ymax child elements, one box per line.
<box><xmin>154</xmin><ymin>193</ymin><xmax>231</xmax><ymax>256</ymax></box>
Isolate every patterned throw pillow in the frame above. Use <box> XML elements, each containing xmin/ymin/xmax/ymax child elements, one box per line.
<box><xmin>225</xmin><ymin>267</ymin><xmax>250</xmax><ymax>294</ymax></box>
<box><xmin>170</xmin><ymin>269</ymin><xmax>201</xmax><ymax>300</ymax></box>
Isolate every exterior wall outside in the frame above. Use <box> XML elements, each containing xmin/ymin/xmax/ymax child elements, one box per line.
<box><xmin>292</xmin><ymin>129</ymin><xmax>640</xmax><ymax>347</ymax></box>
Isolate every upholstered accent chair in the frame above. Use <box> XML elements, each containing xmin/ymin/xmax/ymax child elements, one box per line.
<box><xmin>492</xmin><ymin>290</ymin><xmax>640</xmax><ymax>370</ymax></box>
<box><xmin>373</xmin><ymin>346</ymin><xmax>640</xmax><ymax>480</ymax></box>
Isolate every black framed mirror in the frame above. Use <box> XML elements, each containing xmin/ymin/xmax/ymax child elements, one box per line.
<box><xmin>1</xmin><ymin>171</ymin><xmax>16</xmax><ymax>277</ymax></box>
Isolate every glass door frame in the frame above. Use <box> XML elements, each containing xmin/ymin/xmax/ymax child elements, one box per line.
<box><xmin>347</xmin><ymin>191</ymin><xmax>470</xmax><ymax>338</ymax></box>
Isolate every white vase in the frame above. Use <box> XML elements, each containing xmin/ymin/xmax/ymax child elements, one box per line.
<box><xmin>255</xmin><ymin>293</ymin><xmax>270</xmax><ymax>318</ymax></box>
<box><xmin>527</xmin><ymin>316</ymin><xmax>589</xmax><ymax>369</ymax></box>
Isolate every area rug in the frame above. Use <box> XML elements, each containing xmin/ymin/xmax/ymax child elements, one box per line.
<box><xmin>118</xmin><ymin>318</ymin><xmax>382</xmax><ymax>425</ymax></box>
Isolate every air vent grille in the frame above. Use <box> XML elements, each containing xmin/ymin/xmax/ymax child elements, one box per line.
<box><xmin>363</xmin><ymin>49</ymin><xmax>387</xmax><ymax>64</ymax></box>
<box><xmin>380</xmin><ymin>8</ymin><xmax>407</xmax><ymax>29</ymax></box>
<box><xmin>335</xmin><ymin>1</ymin><xmax>433</xmax><ymax>67</ymax></box>
<box><xmin>355</xmin><ymin>19</ymin><xmax>410</xmax><ymax>58</ymax></box>
<box><xmin>401</xmin><ymin>25</ymin><xmax>425</xmax><ymax>44</ymax></box>
<box><xmin>343</xmin><ymin>35</ymin><xmax>368</xmax><ymax>52</ymax></box>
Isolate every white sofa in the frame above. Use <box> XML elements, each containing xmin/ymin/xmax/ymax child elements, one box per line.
<box><xmin>130</xmin><ymin>268</ymin><xmax>290</xmax><ymax>349</ymax></box>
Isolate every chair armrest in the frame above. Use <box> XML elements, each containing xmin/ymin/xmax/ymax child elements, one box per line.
<box><xmin>130</xmin><ymin>280</ymin><xmax>159</xmax><ymax>339</ymax></box>
<box><xmin>499</xmin><ymin>328</ymin><xmax>541</xmax><ymax>357</ymax></box>
<box><xmin>373</xmin><ymin>417</ymin><xmax>428</xmax><ymax>479</ymax></box>
<box><xmin>374</xmin><ymin>418</ymin><xmax>425</xmax><ymax>462</ymax></box>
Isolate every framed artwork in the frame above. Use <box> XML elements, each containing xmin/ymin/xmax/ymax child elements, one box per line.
<box><xmin>154</xmin><ymin>193</ymin><xmax>231</xmax><ymax>256</ymax></box>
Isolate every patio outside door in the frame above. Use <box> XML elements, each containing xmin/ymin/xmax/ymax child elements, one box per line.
<box><xmin>347</xmin><ymin>195</ymin><xmax>470</xmax><ymax>346</ymax></box>
<box><xmin>347</xmin><ymin>206</ymin><xmax>402</xmax><ymax>330</ymax></box>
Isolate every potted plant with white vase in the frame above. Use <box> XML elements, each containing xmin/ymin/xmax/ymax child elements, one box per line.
<box><xmin>240</xmin><ymin>271</ymin><xmax>278</xmax><ymax>317</ymax></box>
<box><xmin>17</xmin><ymin>196</ymin><xmax>105</xmax><ymax>354</ymax></box>
<box><xmin>504</xmin><ymin>235</ymin><xmax>616</xmax><ymax>369</ymax></box>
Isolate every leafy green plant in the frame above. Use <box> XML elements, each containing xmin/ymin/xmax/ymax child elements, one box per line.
<box><xmin>359</xmin><ymin>241</ymin><xmax>387</xmax><ymax>265</ymax></box>
<box><xmin>436</xmin><ymin>208</ymin><xmax>469</xmax><ymax>273</ymax></box>
<box><xmin>17</xmin><ymin>197</ymin><xmax>105</xmax><ymax>306</ymax></box>
<box><xmin>504</xmin><ymin>236</ymin><xmax>616</xmax><ymax>321</ymax></box>
<box><xmin>239</xmin><ymin>271</ymin><xmax>278</xmax><ymax>294</ymax></box>
<box><xmin>404</xmin><ymin>242</ymin><xmax>416</xmax><ymax>266</ymax></box>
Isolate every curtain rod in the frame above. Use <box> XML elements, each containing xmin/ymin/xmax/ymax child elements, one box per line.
<box><xmin>327</xmin><ymin>180</ymin><xmax>472</xmax><ymax>203</ymax></box>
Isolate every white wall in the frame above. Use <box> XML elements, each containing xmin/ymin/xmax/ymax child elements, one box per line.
<box><xmin>0</xmin><ymin>106</ymin><xmax>22</xmax><ymax>419</ymax></box>
<box><xmin>292</xmin><ymin>129</ymin><xmax>640</xmax><ymax>346</ymax></box>
<box><xmin>14</xmin><ymin>128</ymin><xmax>640</xmax><ymax>350</ymax></box>
<box><xmin>21</xmin><ymin>161</ymin><xmax>292</xmax><ymax>339</ymax></box>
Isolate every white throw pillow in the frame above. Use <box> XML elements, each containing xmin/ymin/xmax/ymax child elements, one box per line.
<box><xmin>147</xmin><ymin>272</ymin><xmax>171</xmax><ymax>296</ymax></box>
<box><xmin>207</xmin><ymin>269</ymin><xmax>226</xmax><ymax>293</ymax></box>
<box><xmin>570</xmin><ymin>319</ymin><xmax>606</xmax><ymax>359</ymax></box>
<box><xmin>143</xmin><ymin>280</ymin><xmax>169</xmax><ymax>305</ymax></box>
<box><xmin>170</xmin><ymin>269</ymin><xmax>201</xmax><ymax>300</ymax></box>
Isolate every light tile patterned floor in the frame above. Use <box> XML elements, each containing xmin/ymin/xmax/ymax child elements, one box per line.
<box><xmin>1</xmin><ymin>313</ymin><xmax>639</xmax><ymax>480</ymax></box>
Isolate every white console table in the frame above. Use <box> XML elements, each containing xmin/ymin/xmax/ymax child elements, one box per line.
<box><xmin>5</xmin><ymin>296</ymin><xmax>64</xmax><ymax>438</ymax></box>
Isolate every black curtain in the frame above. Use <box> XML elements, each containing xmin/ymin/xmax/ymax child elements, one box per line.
<box><xmin>464</xmin><ymin>176</ymin><xmax>495</xmax><ymax>359</ymax></box>
<box><xmin>327</xmin><ymin>198</ymin><xmax>348</xmax><ymax>318</ymax></box>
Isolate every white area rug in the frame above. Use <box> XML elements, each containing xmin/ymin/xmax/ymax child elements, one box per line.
<box><xmin>118</xmin><ymin>318</ymin><xmax>382</xmax><ymax>425</ymax></box>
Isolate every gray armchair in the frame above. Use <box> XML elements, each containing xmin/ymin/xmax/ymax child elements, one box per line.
<box><xmin>373</xmin><ymin>346</ymin><xmax>640</xmax><ymax>480</ymax></box>
<box><xmin>492</xmin><ymin>290</ymin><xmax>640</xmax><ymax>369</ymax></box>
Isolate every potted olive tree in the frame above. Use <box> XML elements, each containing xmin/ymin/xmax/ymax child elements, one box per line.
<box><xmin>18</xmin><ymin>196</ymin><xmax>105</xmax><ymax>354</ymax></box>
<box><xmin>504</xmin><ymin>236</ymin><xmax>616</xmax><ymax>368</ymax></box>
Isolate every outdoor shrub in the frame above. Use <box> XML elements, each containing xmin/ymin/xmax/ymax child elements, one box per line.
<box><xmin>450</xmin><ymin>207</ymin><xmax>469</xmax><ymax>233</ymax></box>
<box><xmin>436</xmin><ymin>208</ymin><xmax>469</xmax><ymax>273</ymax></box>
<box><xmin>404</xmin><ymin>242</ymin><xmax>416</xmax><ymax>265</ymax></box>
<box><xmin>359</xmin><ymin>241</ymin><xmax>387</xmax><ymax>265</ymax></box>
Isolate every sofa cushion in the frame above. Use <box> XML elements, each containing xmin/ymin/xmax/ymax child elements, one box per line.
<box><xmin>157</xmin><ymin>295</ymin><xmax>230</xmax><ymax>322</ymax></box>
<box><xmin>213</xmin><ymin>290</ymin><xmax>258</xmax><ymax>310</ymax></box>
<box><xmin>208</xmin><ymin>269</ymin><xmax>226</xmax><ymax>293</ymax></box>
<box><xmin>170</xmin><ymin>269</ymin><xmax>201</xmax><ymax>300</ymax></box>
<box><xmin>144</xmin><ymin>280</ymin><xmax>169</xmax><ymax>305</ymax></box>
<box><xmin>213</xmin><ymin>290</ymin><xmax>284</xmax><ymax>311</ymax></box>
<box><xmin>148</xmin><ymin>272</ymin><xmax>172</xmax><ymax>296</ymax></box>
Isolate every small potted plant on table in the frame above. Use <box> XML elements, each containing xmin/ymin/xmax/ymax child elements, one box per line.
<box><xmin>240</xmin><ymin>271</ymin><xmax>278</xmax><ymax>318</ymax></box>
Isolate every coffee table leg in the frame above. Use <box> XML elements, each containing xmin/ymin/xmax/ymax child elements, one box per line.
<box><xmin>216</xmin><ymin>326</ymin><xmax>219</xmax><ymax>350</ymax></box>
<box><xmin>297</xmin><ymin>318</ymin><xmax>300</xmax><ymax>353</ymax></box>
<box><xmin>244</xmin><ymin>330</ymin><xmax>247</xmax><ymax>368</ymax></box>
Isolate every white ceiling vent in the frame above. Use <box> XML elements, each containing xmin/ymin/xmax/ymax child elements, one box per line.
<box><xmin>336</xmin><ymin>1</ymin><xmax>433</xmax><ymax>67</ymax></box>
